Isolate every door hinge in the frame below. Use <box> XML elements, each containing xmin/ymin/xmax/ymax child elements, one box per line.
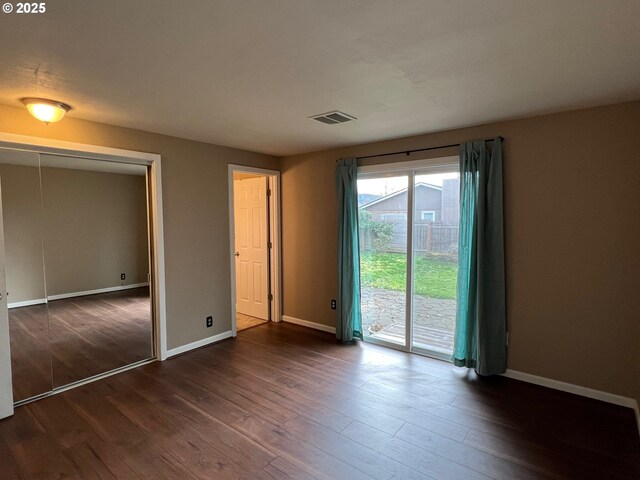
<box><xmin>268</xmin><ymin>293</ymin><xmax>273</xmax><ymax>301</ymax></box>
<box><xmin>267</xmin><ymin>188</ymin><xmax>272</xmax><ymax>197</ymax></box>
<box><xmin>267</xmin><ymin>241</ymin><xmax>272</xmax><ymax>249</ymax></box>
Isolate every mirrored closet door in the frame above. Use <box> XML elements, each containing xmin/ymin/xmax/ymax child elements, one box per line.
<box><xmin>0</xmin><ymin>150</ymin><xmax>51</xmax><ymax>401</ymax></box>
<box><xmin>0</xmin><ymin>148</ymin><xmax>154</xmax><ymax>403</ymax></box>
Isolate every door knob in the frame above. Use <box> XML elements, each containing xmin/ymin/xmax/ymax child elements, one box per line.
<box><xmin>235</xmin><ymin>251</ymin><xmax>240</xmax><ymax>257</ymax></box>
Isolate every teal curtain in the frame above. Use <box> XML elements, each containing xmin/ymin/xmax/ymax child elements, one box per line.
<box><xmin>335</xmin><ymin>158</ymin><xmax>363</xmax><ymax>342</ymax></box>
<box><xmin>453</xmin><ymin>138</ymin><xmax>506</xmax><ymax>375</ymax></box>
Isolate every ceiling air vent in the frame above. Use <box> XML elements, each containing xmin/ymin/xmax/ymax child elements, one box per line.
<box><xmin>309</xmin><ymin>111</ymin><xmax>357</xmax><ymax>125</ymax></box>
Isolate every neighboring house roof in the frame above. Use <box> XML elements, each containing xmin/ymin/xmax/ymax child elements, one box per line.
<box><xmin>360</xmin><ymin>182</ymin><xmax>442</xmax><ymax>209</ymax></box>
<box><xmin>358</xmin><ymin>193</ymin><xmax>383</xmax><ymax>207</ymax></box>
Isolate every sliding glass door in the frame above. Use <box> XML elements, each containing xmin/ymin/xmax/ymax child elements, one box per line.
<box><xmin>410</xmin><ymin>169</ymin><xmax>460</xmax><ymax>357</ymax></box>
<box><xmin>357</xmin><ymin>159</ymin><xmax>459</xmax><ymax>359</ymax></box>
<box><xmin>358</xmin><ymin>175</ymin><xmax>408</xmax><ymax>347</ymax></box>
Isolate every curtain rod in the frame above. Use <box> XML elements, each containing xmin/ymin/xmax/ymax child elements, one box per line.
<box><xmin>350</xmin><ymin>136</ymin><xmax>504</xmax><ymax>161</ymax></box>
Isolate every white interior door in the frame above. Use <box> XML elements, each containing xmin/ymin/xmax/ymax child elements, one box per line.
<box><xmin>0</xmin><ymin>178</ymin><xmax>15</xmax><ymax>419</ymax></box>
<box><xmin>234</xmin><ymin>177</ymin><xmax>269</xmax><ymax>320</ymax></box>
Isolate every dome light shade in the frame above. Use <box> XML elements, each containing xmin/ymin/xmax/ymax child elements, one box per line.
<box><xmin>21</xmin><ymin>98</ymin><xmax>71</xmax><ymax>123</ymax></box>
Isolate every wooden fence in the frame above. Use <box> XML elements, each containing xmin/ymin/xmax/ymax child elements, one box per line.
<box><xmin>413</xmin><ymin>223</ymin><xmax>458</xmax><ymax>253</ymax></box>
<box><xmin>360</xmin><ymin>222</ymin><xmax>458</xmax><ymax>254</ymax></box>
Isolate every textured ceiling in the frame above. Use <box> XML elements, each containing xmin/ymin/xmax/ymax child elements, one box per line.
<box><xmin>1</xmin><ymin>0</ymin><xmax>639</xmax><ymax>156</ymax></box>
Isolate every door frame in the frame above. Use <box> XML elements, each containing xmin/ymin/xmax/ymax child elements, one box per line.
<box><xmin>357</xmin><ymin>155</ymin><xmax>458</xmax><ymax>360</ymax></box>
<box><xmin>0</xmin><ymin>132</ymin><xmax>168</xmax><ymax>417</ymax></box>
<box><xmin>0</xmin><ymin>177</ymin><xmax>13</xmax><ymax>419</ymax></box>
<box><xmin>228</xmin><ymin>165</ymin><xmax>281</xmax><ymax>336</ymax></box>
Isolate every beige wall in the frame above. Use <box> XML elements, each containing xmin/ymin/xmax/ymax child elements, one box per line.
<box><xmin>0</xmin><ymin>162</ymin><xmax>46</xmax><ymax>303</ymax></box>
<box><xmin>41</xmin><ymin>167</ymin><xmax>149</xmax><ymax>297</ymax></box>
<box><xmin>280</xmin><ymin>101</ymin><xmax>640</xmax><ymax>403</ymax></box>
<box><xmin>0</xmin><ymin>163</ymin><xmax>149</xmax><ymax>302</ymax></box>
<box><xmin>0</xmin><ymin>104</ymin><xmax>278</xmax><ymax>350</ymax></box>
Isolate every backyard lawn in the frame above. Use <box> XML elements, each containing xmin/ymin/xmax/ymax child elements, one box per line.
<box><xmin>360</xmin><ymin>252</ymin><xmax>457</xmax><ymax>299</ymax></box>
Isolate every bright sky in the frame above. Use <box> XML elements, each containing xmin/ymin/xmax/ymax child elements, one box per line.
<box><xmin>357</xmin><ymin>172</ymin><xmax>459</xmax><ymax>196</ymax></box>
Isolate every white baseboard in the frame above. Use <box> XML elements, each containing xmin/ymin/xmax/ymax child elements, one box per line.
<box><xmin>504</xmin><ymin>369</ymin><xmax>639</xmax><ymax>434</ymax></box>
<box><xmin>9</xmin><ymin>283</ymin><xmax>149</xmax><ymax>308</ymax></box>
<box><xmin>8</xmin><ymin>298</ymin><xmax>47</xmax><ymax>309</ymax></box>
<box><xmin>165</xmin><ymin>330</ymin><xmax>233</xmax><ymax>358</ymax></box>
<box><xmin>47</xmin><ymin>283</ymin><xmax>149</xmax><ymax>301</ymax></box>
<box><xmin>282</xmin><ymin>315</ymin><xmax>336</xmax><ymax>334</ymax></box>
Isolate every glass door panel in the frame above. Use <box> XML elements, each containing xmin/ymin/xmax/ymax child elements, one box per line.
<box><xmin>39</xmin><ymin>154</ymin><xmax>153</xmax><ymax>388</ymax></box>
<box><xmin>411</xmin><ymin>169</ymin><xmax>460</xmax><ymax>356</ymax></box>
<box><xmin>358</xmin><ymin>175</ymin><xmax>408</xmax><ymax>347</ymax></box>
<box><xmin>0</xmin><ymin>149</ymin><xmax>52</xmax><ymax>402</ymax></box>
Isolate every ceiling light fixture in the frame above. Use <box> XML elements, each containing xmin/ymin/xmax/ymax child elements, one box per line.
<box><xmin>21</xmin><ymin>97</ymin><xmax>71</xmax><ymax>124</ymax></box>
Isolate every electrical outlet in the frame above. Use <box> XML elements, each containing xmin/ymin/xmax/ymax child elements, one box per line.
<box><xmin>120</xmin><ymin>273</ymin><xmax>126</xmax><ymax>280</ymax></box>
<box><xmin>206</xmin><ymin>316</ymin><xmax>213</xmax><ymax>328</ymax></box>
<box><xmin>330</xmin><ymin>299</ymin><xmax>336</xmax><ymax>310</ymax></box>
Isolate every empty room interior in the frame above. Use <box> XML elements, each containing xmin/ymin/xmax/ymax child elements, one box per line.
<box><xmin>0</xmin><ymin>1</ymin><xmax>638</xmax><ymax>479</ymax></box>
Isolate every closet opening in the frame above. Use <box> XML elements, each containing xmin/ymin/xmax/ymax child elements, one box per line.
<box><xmin>0</xmin><ymin>134</ymin><xmax>165</xmax><ymax>418</ymax></box>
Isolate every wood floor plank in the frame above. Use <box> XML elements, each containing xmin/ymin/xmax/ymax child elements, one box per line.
<box><xmin>151</xmin><ymin>393</ymin><xmax>276</xmax><ymax>474</ymax></box>
<box><xmin>265</xmin><ymin>457</ymin><xmax>320</xmax><ymax>480</ymax></box>
<box><xmin>176</xmin><ymin>353</ymin><xmax>353</xmax><ymax>432</ymax></box>
<box><xmin>464</xmin><ymin>427</ymin><xmax>640</xmax><ymax>480</ymax></box>
<box><xmin>282</xmin><ymin>415</ymin><xmax>435</xmax><ymax>480</ymax></box>
<box><xmin>62</xmin><ymin>436</ymin><xmax>142</xmax><ymax>480</ymax></box>
<box><xmin>194</xmin><ymin>346</ymin><xmax>406</xmax><ymax>435</ymax></box>
<box><xmin>164</xmin><ymin>356</ymin><xmax>300</xmax><ymax>427</ymax></box>
<box><xmin>113</xmin><ymin>368</ymin><xmax>188</xmax><ymax>403</ymax></box>
<box><xmin>340</xmin><ymin>420</ymin><xmax>494</xmax><ymax>480</ymax></box>
<box><xmin>358</xmin><ymin>379</ymin><xmax>524</xmax><ymax>437</ymax></box>
<box><xmin>7</xmin><ymin>305</ymin><xmax>52</xmax><ymax>401</ymax></box>
<box><xmin>451</xmin><ymin>387</ymin><xmax>640</xmax><ymax>462</ymax></box>
<box><xmin>0</xmin><ymin>436</ymin><xmax>24</xmax><ymax>480</ymax></box>
<box><xmin>63</xmin><ymin>385</ymin><xmax>148</xmax><ymax>448</ymax></box>
<box><xmin>105</xmin><ymin>388</ymin><xmax>259</xmax><ymax>479</ymax></box>
<box><xmin>232</xmin><ymin>414</ymin><xmax>374</xmax><ymax>480</ymax></box>
<box><xmin>28</xmin><ymin>394</ymin><xmax>96</xmax><ymax>450</ymax></box>
<box><xmin>0</xmin><ymin>403</ymin><xmax>45</xmax><ymax>445</ymax></box>
<box><xmin>111</xmin><ymin>438</ymin><xmax>200</xmax><ymax>480</ymax></box>
<box><xmin>365</xmin><ymin>371</ymin><xmax>460</xmax><ymax>405</ymax></box>
<box><xmin>317</xmin><ymin>377</ymin><xmax>471</xmax><ymax>441</ymax></box>
<box><xmin>9</xmin><ymin>434</ymin><xmax>81</xmax><ymax>480</ymax></box>
<box><xmin>394</xmin><ymin>421</ymin><xmax>551</xmax><ymax>480</ymax></box>
<box><xmin>137</xmin><ymin>362</ymin><xmax>252</xmax><ymax>425</ymax></box>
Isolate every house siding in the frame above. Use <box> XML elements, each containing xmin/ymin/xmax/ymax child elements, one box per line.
<box><xmin>363</xmin><ymin>184</ymin><xmax>443</xmax><ymax>222</ymax></box>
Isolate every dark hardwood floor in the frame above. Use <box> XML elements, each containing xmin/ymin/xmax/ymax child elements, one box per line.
<box><xmin>9</xmin><ymin>287</ymin><xmax>153</xmax><ymax>402</ymax></box>
<box><xmin>1</xmin><ymin>321</ymin><xmax>638</xmax><ymax>479</ymax></box>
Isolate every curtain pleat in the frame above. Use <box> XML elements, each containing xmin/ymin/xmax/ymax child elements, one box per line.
<box><xmin>335</xmin><ymin>158</ymin><xmax>363</xmax><ymax>342</ymax></box>
<box><xmin>453</xmin><ymin>139</ymin><xmax>506</xmax><ymax>375</ymax></box>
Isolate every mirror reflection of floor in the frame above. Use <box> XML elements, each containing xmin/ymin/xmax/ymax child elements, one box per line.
<box><xmin>9</xmin><ymin>286</ymin><xmax>153</xmax><ymax>402</ymax></box>
<box><xmin>236</xmin><ymin>312</ymin><xmax>267</xmax><ymax>332</ymax></box>
<box><xmin>7</xmin><ymin>304</ymin><xmax>51</xmax><ymax>401</ymax></box>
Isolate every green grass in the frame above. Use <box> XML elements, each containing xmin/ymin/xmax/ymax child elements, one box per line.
<box><xmin>360</xmin><ymin>252</ymin><xmax>457</xmax><ymax>299</ymax></box>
